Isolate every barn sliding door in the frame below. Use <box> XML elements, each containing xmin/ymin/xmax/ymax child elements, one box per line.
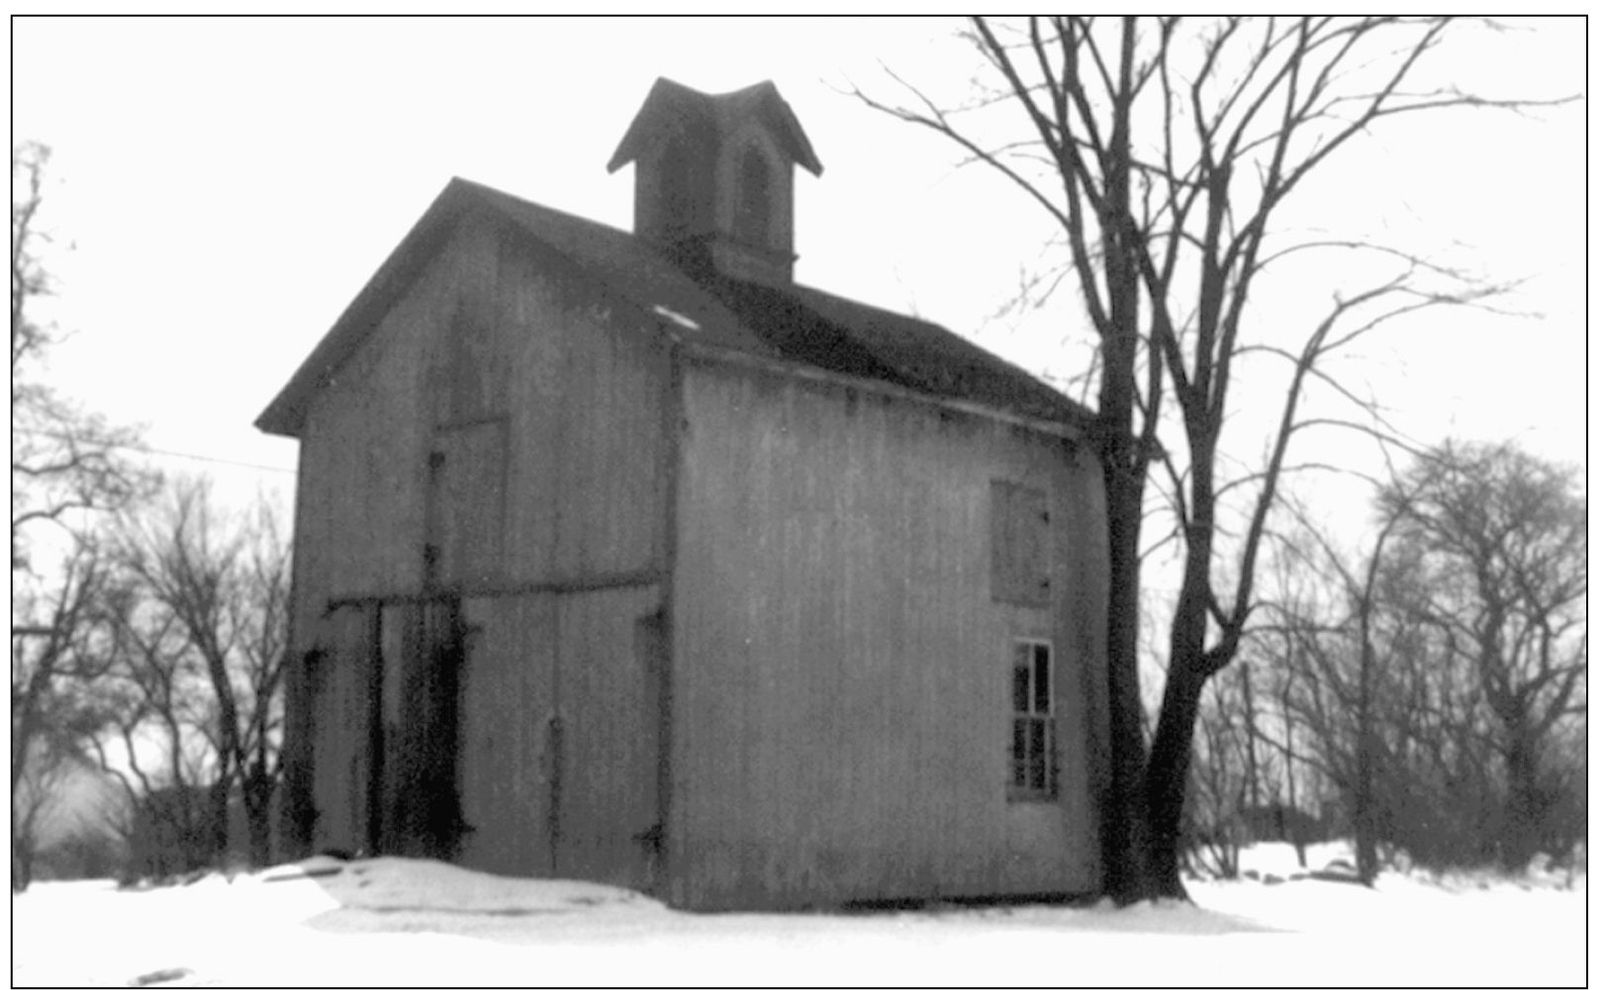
<box><xmin>370</xmin><ymin>599</ymin><xmax>465</xmax><ymax>859</ymax></box>
<box><xmin>457</xmin><ymin>594</ymin><xmax>558</xmax><ymax>876</ymax></box>
<box><xmin>552</xmin><ymin>591</ymin><xmax>665</xmax><ymax>891</ymax></box>
<box><xmin>304</xmin><ymin>590</ymin><xmax>664</xmax><ymax>887</ymax></box>
<box><xmin>304</xmin><ymin>600</ymin><xmax>467</xmax><ymax>861</ymax></box>
<box><xmin>304</xmin><ymin>605</ymin><xmax>373</xmax><ymax>856</ymax></box>
<box><xmin>455</xmin><ymin>588</ymin><xmax>664</xmax><ymax>891</ymax></box>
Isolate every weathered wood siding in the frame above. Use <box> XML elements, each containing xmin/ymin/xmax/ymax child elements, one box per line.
<box><xmin>669</xmin><ymin>357</ymin><xmax>1108</xmax><ymax>908</ymax></box>
<box><xmin>285</xmin><ymin>210</ymin><xmax>672</xmax><ymax>878</ymax></box>
<box><xmin>455</xmin><ymin>586</ymin><xmax>662</xmax><ymax>886</ymax></box>
<box><xmin>303</xmin><ymin>606</ymin><xmax>371</xmax><ymax>855</ymax></box>
<box><xmin>551</xmin><ymin>586</ymin><xmax>664</xmax><ymax>890</ymax></box>
<box><xmin>456</xmin><ymin>594</ymin><xmax>556</xmax><ymax>876</ymax></box>
<box><xmin>289</xmin><ymin>213</ymin><xmax>670</xmax><ymax>622</ymax></box>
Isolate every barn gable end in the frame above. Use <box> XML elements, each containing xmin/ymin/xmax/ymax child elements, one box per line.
<box><xmin>281</xmin><ymin>208</ymin><xmax>676</xmax><ymax>876</ymax></box>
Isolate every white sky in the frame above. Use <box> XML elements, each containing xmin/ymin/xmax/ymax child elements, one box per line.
<box><xmin>11</xmin><ymin>16</ymin><xmax>1588</xmax><ymax>521</ymax></box>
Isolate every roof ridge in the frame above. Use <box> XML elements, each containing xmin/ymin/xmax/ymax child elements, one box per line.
<box><xmin>258</xmin><ymin>177</ymin><xmax>1091</xmax><ymax>438</ymax></box>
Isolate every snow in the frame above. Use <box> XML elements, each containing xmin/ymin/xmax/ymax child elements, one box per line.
<box><xmin>652</xmin><ymin>304</ymin><xmax>701</xmax><ymax>331</ymax></box>
<box><xmin>9</xmin><ymin>844</ymin><xmax>1586</xmax><ymax>987</ymax></box>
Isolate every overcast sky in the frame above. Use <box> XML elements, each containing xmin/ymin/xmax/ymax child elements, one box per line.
<box><xmin>12</xmin><ymin>16</ymin><xmax>1587</xmax><ymax>522</ymax></box>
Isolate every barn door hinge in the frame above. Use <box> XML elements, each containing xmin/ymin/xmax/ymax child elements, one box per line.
<box><xmin>546</xmin><ymin>713</ymin><xmax>564</xmax><ymax>838</ymax></box>
<box><xmin>631</xmin><ymin>822</ymin><xmax>664</xmax><ymax>853</ymax></box>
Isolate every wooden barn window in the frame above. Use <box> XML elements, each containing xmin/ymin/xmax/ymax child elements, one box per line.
<box><xmin>1009</xmin><ymin>638</ymin><xmax>1057</xmax><ymax>800</ymax></box>
<box><xmin>991</xmin><ymin>481</ymin><xmax>1051</xmax><ymax>607</ymax></box>
<box><xmin>424</xmin><ymin>419</ymin><xmax>508</xmax><ymax>590</ymax></box>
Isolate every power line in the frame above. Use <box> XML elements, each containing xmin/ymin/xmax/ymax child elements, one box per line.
<box><xmin>12</xmin><ymin>427</ymin><xmax>296</xmax><ymax>476</ymax></box>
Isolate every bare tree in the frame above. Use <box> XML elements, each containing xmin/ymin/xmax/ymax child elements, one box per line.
<box><xmin>1382</xmin><ymin>441</ymin><xmax>1586</xmax><ymax>870</ymax></box>
<box><xmin>10</xmin><ymin>719</ymin><xmax>93</xmax><ymax>890</ymax></box>
<box><xmin>1256</xmin><ymin>481</ymin><xmax>1424</xmax><ymax>882</ymax></box>
<box><xmin>12</xmin><ymin>141</ymin><xmax>143</xmax><ymax>571</ymax></box>
<box><xmin>12</xmin><ymin>141</ymin><xmax>149</xmax><ymax>887</ymax></box>
<box><xmin>1241</xmin><ymin>653</ymin><xmax>1318</xmax><ymax>865</ymax></box>
<box><xmin>110</xmin><ymin>478</ymin><xmax>290</xmax><ymax>868</ymax></box>
<box><xmin>12</xmin><ymin>539</ymin><xmax>108</xmax><ymax>787</ymax></box>
<box><xmin>10</xmin><ymin>535</ymin><xmax>115</xmax><ymax>889</ymax></box>
<box><xmin>85</xmin><ymin>574</ymin><xmax>220</xmax><ymax>878</ymax></box>
<box><xmin>1255</xmin><ymin>443</ymin><xmax>1584</xmax><ymax>875</ymax></box>
<box><xmin>853</xmin><ymin>15</ymin><xmax>1568</xmax><ymax>899</ymax></box>
<box><xmin>1184</xmin><ymin>678</ymin><xmax>1247</xmax><ymax>880</ymax></box>
<box><xmin>1269</xmin><ymin>526</ymin><xmax>1512</xmax><ymax>872</ymax></box>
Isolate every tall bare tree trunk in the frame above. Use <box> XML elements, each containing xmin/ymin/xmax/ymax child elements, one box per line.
<box><xmin>1144</xmin><ymin>660</ymin><xmax>1208</xmax><ymax>898</ymax></box>
<box><xmin>1500</xmin><ymin>729</ymin><xmax>1543</xmax><ymax>872</ymax></box>
<box><xmin>1100</xmin><ymin>430</ymin><xmax>1151</xmax><ymax>900</ymax></box>
<box><xmin>1354</xmin><ymin>665</ymin><xmax>1378</xmax><ymax>880</ymax></box>
<box><xmin>1092</xmin><ymin>17</ymin><xmax>1159</xmax><ymax>905</ymax></box>
<box><xmin>242</xmin><ymin>757</ymin><xmax>275</xmax><ymax>867</ymax></box>
<box><xmin>1241</xmin><ymin>663</ymin><xmax>1260</xmax><ymax>812</ymax></box>
<box><xmin>1280</xmin><ymin>678</ymin><xmax>1305</xmax><ymax>867</ymax></box>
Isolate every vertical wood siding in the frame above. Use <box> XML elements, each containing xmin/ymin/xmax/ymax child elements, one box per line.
<box><xmin>305</xmin><ymin>606</ymin><xmax>372</xmax><ymax>855</ymax></box>
<box><xmin>553</xmin><ymin>586</ymin><xmax>664</xmax><ymax>890</ymax></box>
<box><xmin>290</xmin><ymin>215</ymin><xmax>670</xmax><ymax>623</ymax></box>
<box><xmin>457</xmin><ymin>594</ymin><xmax>557</xmax><ymax>876</ymax></box>
<box><xmin>454</xmin><ymin>587</ymin><xmax>664</xmax><ymax>886</ymax></box>
<box><xmin>287</xmin><ymin>213</ymin><xmax>673</xmax><ymax>882</ymax></box>
<box><xmin>670</xmin><ymin>359</ymin><xmax>1108</xmax><ymax>909</ymax></box>
<box><xmin>498</xmin><ymin>233</ymin><xmax>670</xmax><ymax>586</ymax></box>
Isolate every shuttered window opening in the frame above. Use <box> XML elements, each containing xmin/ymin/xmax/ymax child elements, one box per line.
<box><xmin>425</xmin><ymin>419</ymin><xmax>508</xmax><ymax>590</ymax></box>
<box><xmin>990</xmin><ymin>480</ymin><xmax>1050</xmax><ymax>607</ymax></box>
<box><xmin>1009</xmin><ymin>638</ymin><xmax>1057</xmax><ymax>801</ymax></box>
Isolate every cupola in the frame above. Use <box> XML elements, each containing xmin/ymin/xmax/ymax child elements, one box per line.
<box><xmin>607</xmin><ymin>78</ymin><xmax>823</xmax><ymax>285</ymax></box>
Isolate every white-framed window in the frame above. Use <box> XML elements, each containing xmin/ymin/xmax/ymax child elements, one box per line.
<box><xmin>1009</xmin><ymin>638</ymin><xmax>1057</xmax><ymax>800</ymax></box>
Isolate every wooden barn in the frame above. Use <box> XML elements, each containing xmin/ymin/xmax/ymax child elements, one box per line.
<box><xmin>257</xmin><ymin>78</ymin><xmax>1111</xmax><ymax>910</ymax></box>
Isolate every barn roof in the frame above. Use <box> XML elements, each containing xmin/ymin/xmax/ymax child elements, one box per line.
<box><xmin>255</xmin><ymin>178</ymin><xmax>1092</xmax><ymax>437</ymax></box>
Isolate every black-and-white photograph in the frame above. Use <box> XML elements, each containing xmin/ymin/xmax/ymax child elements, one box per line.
<box><xmin>11</xmin><ymin>14</ymin><xmax>1586</xmax><ymax>987</ymax></box>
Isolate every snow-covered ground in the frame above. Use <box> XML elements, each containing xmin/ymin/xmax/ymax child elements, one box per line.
<box><xmin>10</xmin><ymin>843</ymin><xmax>1585</xmax><ymax>987</ymax></box>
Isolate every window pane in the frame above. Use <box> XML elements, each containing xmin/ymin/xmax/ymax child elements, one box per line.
<box><xmin>1046</xmin><ymin>721</ymin><xmax>1056</xmax><ymax>792</ymax></box>
<box><xmin>1033</xmin><ymin>643</ymin><xmax>1051</xmax><ymax>714</ymax></box>
<box><xmin>1029</xmin><ymin>719</ymin><xmax>1046</xmax><ymax>791</ymax></box>
<box><xmin>1009</xmin><ymin>642</ymin><xmax>1058</xmax><ymax>797</ymax></box>
<box><xmin>1012</xmin><ymin>720</ymin><xmax>1027</xmax><ymax>785</ymax></box>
